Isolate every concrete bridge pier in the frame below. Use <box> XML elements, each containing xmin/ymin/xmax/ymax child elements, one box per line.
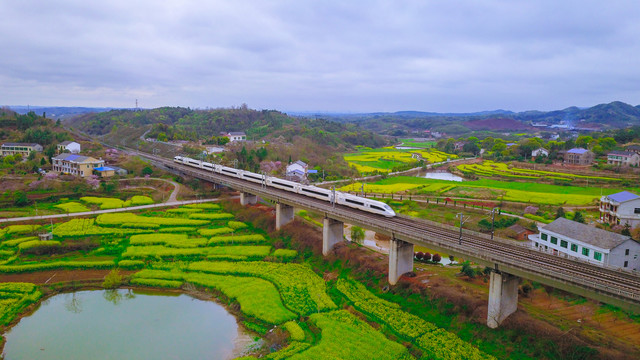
<box><xmin>389</xmin><ymin>238</ymin><xmax>414</xmax><ymax>285</ymax></box>
<box><xmin>275</xmin><ymin>203</ymin><xmax>294</xmax><ymax>230</ymax></box>
<box><xmin>487</xmin><ymin>271</ymin><xmax>520</xmax><ymax>328</ymax></box>
<box><xmin>323</xmin><ymin>218</ymin><xmax>344</xmax><ymax>255</ymax></box>
<box><xmin>240</xmin><ymin>192</ymin><xmax>258</xmax><ymax>206</ymax></box>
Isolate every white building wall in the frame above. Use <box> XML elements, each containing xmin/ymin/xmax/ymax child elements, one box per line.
<box><xmin>531</xmin><ymin>229</ymin><xmax>608</xmax><ymax>266</ymax></box>
<box><xmin>614</xmin><ymin>200</ymin><xmax>640</xmax><ymax>227</ymax></box>
<box><xmin>609</xmin><ymin>240</ymin><xmax>640</xmax><ymax>271</ymax></box>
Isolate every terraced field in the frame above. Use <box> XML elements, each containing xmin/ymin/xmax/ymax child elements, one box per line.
<box><xmin>457</xmin><ymin>160</ymin><xmax>622</xmax><ymax>182</ymax></box>
<box><xmin>340</xmin><ymin>176</ymin><xmax>640</xmax><ymax>206</ymax></box>
<box><xmin>344</xmin><ymin>147</ymin><xmax>456</xmax><ymax>174</ymax></box>
<box><xmin>0</xmin><ymin>201</ymin><xmax>493</xmax><ymax>360</ymax></box>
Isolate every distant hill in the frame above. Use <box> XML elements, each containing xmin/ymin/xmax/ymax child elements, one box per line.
<box><xmin>6</xmin><ymin>106</ymin><xmax>115</xmax><ymax>120</ymax></box>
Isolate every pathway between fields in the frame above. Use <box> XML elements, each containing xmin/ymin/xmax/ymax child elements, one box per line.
<box><xmin>0</xmin><ymin>198</ymin><xmax>223</xmax><ymax>224</ymax></box>
<box><xmin>117</xmin><ymin>177</ymin><xmax>182</xmax><ymax>202</ymax></box>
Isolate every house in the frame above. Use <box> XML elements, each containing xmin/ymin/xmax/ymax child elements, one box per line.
<box><xmin>286</xmin><ymin>160</ymin><xmax>308</xmax><ymax>181</ymax></box>
<box><xmin>607</xmin><ymin>151</ymin><xmax>640</xmax><ymax>167</ymax></box>
<box><xmin>453</xmin><ymin>141</ymin><xmax>467</xmax><ymax>151</ymax></box>
<box><xmin>530</xmin><ymin>217</ymin><xmax>640</xmax><ymax>271</ymax></box>
<box><xmin>600</xmin><ymin>191</ymin><xmax>640</xmax><ymax>227</ymax></box>
<box><xmin>506</xmin><ymin>224</ymin><xmax>534</xmax><ymax>241</ymax></box>
<box><xmin>564</xmin><ymin>148</ymin><xmax>594</xmax><ymax>165</ymax></box>
<box><xmin>52</xmin><ymin>153</ymin><xmax>105</xmax><ymax>178</ymax></box>
<box><xmin>93</xmin><ymin>166</ymin><xmax>116</xmax><ymax>178</ymax></box>
<box><xmin>57</xmin><ymin>141</ymin><xmax>81</xmax><ymax>154</ymax></box>
<box><xmin>531</xmin><ymin>148</ymin><xmax>549</xmax><ymax>158</ymax></box>
<box><xmin>625</xmin><ymin>145</ymin><xmax>640</xmax><ymax>155</ymax></box>
<box><xmin>1</xmin><ymin>143</ymin><xmax>43</xmax><ymax>157</ymax></box>
<box><xmin>222</xmin><ymin>131</ymin><xmax>246</xmax><ymax>142</ymax></box>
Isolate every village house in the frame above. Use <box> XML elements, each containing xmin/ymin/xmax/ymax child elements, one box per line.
<box><xmin>93</xmin><ymin>166</ymin><xmax>116</xmax><ymax>178</ymax></box>
<box><xmin>530</xmin><ymin>217</ymin><xmax>640</xmax><ymax>271</ymax></box>
<box><xmin>1</xmin><ymin>142</ymin><xmax>43</xmax><ymax>157</ymax></box>
<box><xmin>607</xmin><ymin>150</ymin><xmax>640</xmax><ymax>167</ymax></box>
<box><xmin>506</xmin><ymin>224</ymin><xmax>535</xmax><ymax>241</ymax></box>
<box><xmin>222</xmin><ymin>131</ymin><xmax>247</xmax><ymax>142</ymax></box>
<box><xmin>286</xmin><ymin>160</ymin><xmax>308</xmax><ymax>181</ymax></box>
<box><xmin>531</xmin><ymin>147</ymin><xmax>549</xmax><ymax>158</ymax></box>
<box><xmin>52</xmin><ymin>153</ymin><xmax>105</xmax><ymax>178</ymax></box>
<box><xmin>625</xmin><ymin>145</ymin><xmax>640</xmax><ymax>155</ymax></box>
<box><xmin>564</xmin><ymin>148</ymin><xmax>594</xmax><ymax>165</ymax></box>
<box><xmin>600</xmin><ymin>191</ymin><xmax>640</xmax><ymax>228</ymax></box>
<box><xmin>57</xmin><ymin>140</ymin><xmax>81</xmax><ymax>154</ymax></box>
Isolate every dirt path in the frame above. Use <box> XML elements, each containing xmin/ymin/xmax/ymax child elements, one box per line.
<box><xmin>117</xmin><ymin>177</ymin><xmax>181</xmax><ymax>202</ymax></box>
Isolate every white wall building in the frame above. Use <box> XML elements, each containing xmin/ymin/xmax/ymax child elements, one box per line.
<box><xmin>607</xmin><ymin>151</ymin><xmax>640</xmax><ymax>167</ymax></box>
<box><xmin>57</xmin><ymin>141</ymin><xmax>81</xmax><ymax>154</ymax></box>
<box><xmin>52</xmin><ymin>153</ymin><xmax>105</xmax><ymax>177</ymax></box>
<box><xmin>529</xmin><ymin>217</ymin><xmax>640</xmax><ymax>271</ymax></box>
<box><xmin>223</xmin><ymin>131</ymin><xmax>246</xmax><ymax>142</ymax></box>
<box><xmin>600</xmin><ymin>191</ymin><xmax>640</xmax><ymax>227</ymax></box>
<box><xmin>286</xmin><ymin>160</ymin><xmax>308</xmax><ymax>180</ymax></box>
<box><xmin>531</xmin><ymin>148</ymin><xmax>549</xmax><ymax>157</ymax></box>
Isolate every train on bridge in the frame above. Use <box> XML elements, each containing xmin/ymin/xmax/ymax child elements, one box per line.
<box><xmin>174</xmin><ymin>156</ymin><xmax>396</xmax><ymax>217</ymax></box>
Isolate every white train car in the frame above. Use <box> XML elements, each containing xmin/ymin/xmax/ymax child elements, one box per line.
<box><xmin>173</xmin><ymin>155</ymin><xmax>395</xmax><ymax>217</ymax></box>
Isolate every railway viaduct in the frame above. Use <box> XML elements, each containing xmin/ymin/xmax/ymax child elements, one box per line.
<box><xmin>143</xmin><ymin>153</ymin><xmax>640</xmax><ymax>328</ymax></box>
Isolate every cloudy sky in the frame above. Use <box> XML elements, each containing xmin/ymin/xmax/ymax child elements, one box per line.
<box><xmin>1</xmin><ymin>1</ymin><xmax>640</xmax><ymax>113</ymax></box>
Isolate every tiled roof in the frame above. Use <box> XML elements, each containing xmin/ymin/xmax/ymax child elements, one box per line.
<box><xmin>606</xmin><ymin>191</ymin><xmax>640</xmax><ymax>203</ymax></box>
<box><xmin>567</xmin><ymin>148</ymin><xmax>589</xmax><ymax>154</ymax></box>
<box><xmin>294</xmin><ymin>160</ymin><xmax>307</xmax><ymax>167</ymax></box>
<box><xmin>2</xmin><ymin>142</ymin><xmax>40</xmax><ymax>147</ymax></box>
<box><xmin>59</xmin><ymin>140</ymin><xmax>73</xmax><ymax>146</ymax></box>
<box><xmin>608</xmin><ymin>150</ymin><xmax>636</xmax><ymax>157</ymax></box>
<box><xmin>228</xmin><ymin>131</ymin><xmax>246</xmax><ymax>136</ymax></box>
<box><xmin>542</xmin><ymin>217</ymin><xmax>631</xmax><ymax>250</ymax></box>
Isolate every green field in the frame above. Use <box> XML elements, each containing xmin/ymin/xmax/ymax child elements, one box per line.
<box><xmin>344</xmin><ymin>147</ymin><xmax>456</xmax><ymax>174</ymax></box>
<box><xmin>340</xmin><ymin>176</ymin><xmax>639</xmax><ymax>205</ymax></box>
<box><xmin>399</xmin><ymin>138</ymin><xmax>437</xmax><ymax>148</ymax></box>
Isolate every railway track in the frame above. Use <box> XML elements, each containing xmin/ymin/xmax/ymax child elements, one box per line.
<box><xmin>137</xmin><ymin>151</ymin><xmax>640</xmax><ymax>306</ymax></box>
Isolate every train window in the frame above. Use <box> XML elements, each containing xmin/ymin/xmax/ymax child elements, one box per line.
<box><xmin>582</xmin><ymin>247</ymin><xmax>590</xmax><ymax>256</ymax></box>
<box><xmin>301</xmin><ymin>188</ymin><xmax>329</xmax><ymax>197</ymax></box>
<box><xmin>345</xmin><ymin>198</ymin><xmax>364</xmax><ymax>206</ymax></box>
<box><xmin>570</xmin><ymin>244</ymin><xmax>578</xmax><ymax>252</ymax></box>
<box><xmin>222</xmin><ymin>169</ymin><xmax>237</xmax><ymax>174</ymax></box>
<box><xmin>550</xmin><ymin>236</ymin><xmax>557</xmax><ymax>245</ymax></box>
<box><xmin>635</xmin><ymin>208</ymin><xmax>640</xmax><ymax>214</ymax></box>
<box><xmin>540</xmin><ymin>233</ymin><xmax>548</xmax><ymax>241</ymax></box>
<box><xmin>594</xmin><ymin>252</ymin><xmax>602</xmax><ymax>261</ymax></box>
<box><xmin>560</xmin><ymin>240</ymin><xmax>568</xmax><ymax>248</ymax></box>
<box><xmin>370</xmin><ymin>205</ymin><xmax>383</xmax><ymax>211</ymax></box>
<box><xmin>272</xmin><ymin>181</ymin><xmax>294</xmax><ymax>189</ymax></box>
<box><xmin>244</xmin><ymin>174</ymin><xmax>261</xmax><ymax>180</ymax></box>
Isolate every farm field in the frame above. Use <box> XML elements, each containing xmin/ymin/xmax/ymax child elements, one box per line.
<box><xmin>0</xmin><ymin>202</ymin><xmax>495</xmax><ymax>360</ymax></box>
<box><xmin>457</xmin><ymin>160</ymin><xmax>623</xmax><ymax>183</ymax></box>
<box><xmin>399</xmin><ymin>138</ymin><xmax>437</xmax><ymax>148</ymax></box>
<box><xmin>344</xmin><ymin>147</ymin><xmax>456</xmax><ymax>174</ymax></box>
<box><xmin>339</xmin><ymin>176</ymin><xmax>640</xmax><ymax>206</ymax></box>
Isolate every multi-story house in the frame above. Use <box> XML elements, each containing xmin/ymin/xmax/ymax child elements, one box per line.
<box><xmin>607</xmin><ymin>150</ymin><xmax>640</xmax><ymax>167</ymax></box>
<box><xmin>600</xmin><ymin>191</ymin><xmax>640</xmax><ymax>227</ymax></box>
<box><xmin>222</xmin><ymin>131</ymin><xmax>246</xmax><ymax>142</ymax></box>
<box><xmin>1</xmin><ymin>142</ymin><xmax>43</xmax><ymax>157</ymax></box>
<box><xmin>52</xmin><ymin>153</ymin><xmax>105</xmax><ymax>177</ymax></box>
<box><xmin>564</xmin><ymin>148</ymin><xmax>594</xmax><ymax>165</ymax></box>
<box><xmin>530</xmin><ymin>217</ymin><xmax>640</xmax><ymax>271</ymax></box>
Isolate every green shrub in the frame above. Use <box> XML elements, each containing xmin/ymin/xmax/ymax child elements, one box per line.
<box><xmin>198</xmin><ymin>227</ymin><xmax>234</xmax><ymax>236</ymax></box>
<box><xmin>189</xmin><ymin>213</ymin><xmax>234</xmax><ymax>220</ymax></box>
<box><xmin>18</xmin><ymin>240</ymin><xmax>61</xmax><ymax>254</ymax></box>
<box><xmin>272</xmin><ymin>249</ymin><xmax>298</xmax><ymax>260</ymax></box>
<box><xmin>228</xmin><ymin>221</ymin><xmax>248</xmax><ymax>230</ymax></box>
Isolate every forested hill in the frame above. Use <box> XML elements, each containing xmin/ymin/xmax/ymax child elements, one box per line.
<box><xmin>66</xmin><ymin>106</ymin><xmax>388</xmax><ymax>148</ymax></box>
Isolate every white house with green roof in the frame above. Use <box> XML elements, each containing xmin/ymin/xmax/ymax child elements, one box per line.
<box><xmin>530</xmin><ymin>217</ymin><xmax>640</xmax><ymax>272</ymax></box>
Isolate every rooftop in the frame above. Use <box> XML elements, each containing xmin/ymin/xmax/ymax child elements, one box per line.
<box><xmin>542</xmin><ymin>217</ymin><xmax>631</xmax><ymax>250</ymax></box>
<box><xmin>606</xmin><ymin>191</ymin><xmax>640</xmax><ymax>203</ymax></box>
<box><xmin>567</xmin><ymin>148</ymin><xmax>589</xmax><ymax>154</ymax></box>
<box><xmin>2</xmin><ymin>142</ymin><xmax>41</xmax><ymax>147</ymax></box>
<box><xmin>94</xmin><ymin>166</ymin><xmax>114</xmax><ymax>171</ymax></box>
<box><xmin>608</xmin><ymin>150</ymin><xmax>636</xmax><ymax>157</ymax></box>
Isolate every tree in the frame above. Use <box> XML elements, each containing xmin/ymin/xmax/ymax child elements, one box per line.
<box><xmin>142</xmin><ymin>166</ymin><xmax>153</xmax><ymax>176</ymax></box>
<box><xmin>415</xmin><ymin>251</ymin><xmax>424</xmax><ymax>260</ymax></box>
<box><xmin>423</xmin><ymin>252</ymin><xmax>432</xmax><ymax>262</ymax></box>
<box><xmin>40</xmin><ymin>157</ymin><xmax>46</xmax><ymax>166</ymax></box>
<box><xmin>102</xmin><ymin>269</ymin><xmax>123</xmax><ymax>289</ymax></box>
<box><xmin>432</xmin><ymin>253</ymin><xmax>441</xmax><ymax>263</ymax></box>
<box><xmin>573</xmin><ymin>211</ymin><xmax>585</xmax><ymax>223</ymax></box>
<box><xmin>461</xmin><ymin>261</ymin><xmax>476</xmax><ymax>278</ymax></box>
<box><xmin>157</xmin><ymin>132</ymin><xmax>168</xmax><ymax>142</ymax></box>
<box><xmin>350</xmin><ymin>226</ymin><xmax>365</xmax><ymax>244</ymax></box>
<box><xmin>555</xmin><ymin>207</ymin><xmax>565</xmax><ymax>219</ymax></box>
<box><xmin>12</xmin><ymin>191</ymin><xmax>28</xmax><ymax>206</ymax></box>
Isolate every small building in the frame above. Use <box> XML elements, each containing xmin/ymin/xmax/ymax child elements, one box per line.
<box><xmin>600</xmin><ymin>191</ymin><xmax>640</xmax><ymax>227</ymax></box>
<box><xmin>93</xmin><ymin>166</ymin><xmax>116</xmax><ymax>178</ymax></box>
<box><xmin>625</xmin><ymin>144</ymin><xmax>640</xmax><ymax>155</ymax></box>
<box><xmin>1</xmin><ymin>142</ymin><xmax>43</xmax><ymax>157</ymax></box>
<box><xmin>506</xmin><ymin>224</ymin><xmax>534</xmax><ymax>241</ymax></box>
<box><xmin>564</xmin><ymin>148</ymin><xmax>594</xmax><ymax>165</ymax></box>
<box><xmin>607</xmin><ymin>151</ymin><xmax>640</xmax><ymax>167</ymax></box>
<box><xmin>52</xmin><ymin>153</ymin><xmax>105</xmax><ymax>178</ymax></box>
<box><xmin>286</xmin><ymin>160</ymin><xmax>308</xmax><ymax>181</ymax></box>
<box><xmin>57</xmin><ymin>141</ymin><xmax>81</xmax><ymax>154</ymax></box>
<box><xmin>531</xmin><ymin>147</ymin><xmax>549</xmax><ymax>158</ymax></box>
<box><xmin>222</xmin><ymin>131</ymin><xmax>246</xmax><ymax>142</ymax></box>
<box><xmin>530</xmin><ymin>217</ymin><xmax>640</xmax><ymax>271</ymax></box>
<box><xmin>453</xmin><ymin>141</ymin><xmax>467</xmax><ymax>151</ymax></box>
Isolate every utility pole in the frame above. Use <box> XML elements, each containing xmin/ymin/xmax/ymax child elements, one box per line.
<box><xmin>361</xmin><ymin>183</ymin><xmax>364</xmax><ymax>197</ymax></box>
<box><xmin>457</xmin><ymin>213</ymin><xmax>469</xmax><ymax>245</ymax></box>
<box><xmin>490</xmin><ymin>208</ymin><xmax>497</xmax><ymax>240</ymax></box>
<box><xmin>332</xmin><ymin>186</ymin><xmax>336</xmax><ymax>208</ymax></box>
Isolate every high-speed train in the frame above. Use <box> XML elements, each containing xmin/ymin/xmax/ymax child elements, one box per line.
<box><xmin>174</xmin><ymin>156</ymin><xmax>396</xmax><ymax>217</ymax></box>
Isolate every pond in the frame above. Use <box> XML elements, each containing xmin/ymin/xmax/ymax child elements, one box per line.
<box><xmin>3</xmin><ymin>289</ymin><xmax>245</xmax><ymax>360</ymax></box>
<box><xmin>422</xmin><ymin>171</ymin><xmax>464</xmax><ymax>182</ymax></box>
